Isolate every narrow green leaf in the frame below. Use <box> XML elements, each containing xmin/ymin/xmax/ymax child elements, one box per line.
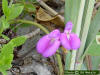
<box><xmin>86</xmin><ymin>8</ymin><xmax>100</xmax><ymax>49</ymax></box>
<box><xmin>65</xmin><ymin>0</ymin><xmax>81</xmax><ymax>70</ymax></box>
<box><xmin>82</xmin><ymin>8</ymin><xmax>100</xmax><ymax>58</ymax></box>
<box><xmin>65</xmin><ymin>0</ymin><xmax>81</xmax><ymax>32</ymax></box>
<box><xmin>77</xmin><ymin>0</ymin><xmax>95</xmax><ymax>59</ymax></box>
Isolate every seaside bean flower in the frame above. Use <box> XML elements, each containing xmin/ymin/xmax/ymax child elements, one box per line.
<box><xmin>36</xmin><ymin>29</ymin><xmax>61</xmax><ymax>57</ymax></box>
<box><xmin>60</xmin><ymin>21</ymin><xmax>80</xmax><ymax>50</ymax></box>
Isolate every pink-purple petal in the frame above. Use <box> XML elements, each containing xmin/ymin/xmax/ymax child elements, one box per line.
<box><xmin>49</xmin><ymin>29</ymin><xmax>60</xmax><ymax>39</ymax></box>
<box><xmin>69</xmin><ymin>33</ymin><xmax>80</xmax><ymax>50</ymax></box>
<box><xmin>36</xmin><ymin>35</ymin><xmax>51</xmax><ymax>54</ymax></box>
<box><xmin>64</xmin><ymin>21</ymin><xmax>73</xmax><ymax>33</ymax></box>
<box><xmin>60</xmin><ymin>33</ymin><xmax>71</xmax><ymax>50</ymax></box>
<box><xmin>43</xmin><ymin>40</ymin><xmax>60</xmax><ymax>57</ymax></box>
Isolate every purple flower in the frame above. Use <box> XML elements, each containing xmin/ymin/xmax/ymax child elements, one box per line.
<box><xmin>36</xmin><ymin>29</ymin><xmax>60</xmax><ymax>57</ymax></box>
<box><xmin>36</xmin><ymin>21</ymin><xmax>80</xmax><ymax>57</ymax></box>
<box><xmin>60</xmin><ymin>21</ymin><xmax>80</xmax><ymax>50</ymax></box>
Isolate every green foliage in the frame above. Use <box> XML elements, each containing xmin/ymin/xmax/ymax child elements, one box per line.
<box><xmin>1</xmin><ymin>34</ymin><xmax>10</xmax><ymax>41</ymax></box>
<box><xmin>24</xmin><ymin>3</ymin><xmax>36</xmax><ymax>12</ymax></box>
<box><xmin>2</xmin><ymin>17</ymin><xmax>10</xmax><ymax>29</ymax></box>
<box><xmin>85</xmin><ymin>8</ymin><xmax>100</xmax><ymax>49</ymax></box>
<box><xmin>7</xmin><ymin>4</ymin><xmax>24</xmax><ymax>20</ymax></box>
<box><xmin>86</xmin><ymin>39</ymin><xmax>100</xmax><ymax>56</ymax></box>
<box><xmin>2</xmin><ymin>0</ymin><xmax>9</xmax><ymax>17</ymax></box>
<box><xmin>0</xmin><ymin>17</ymin><xmax>4</xmax><ymax>36</ymax></box>
<box><xmin>86</xmin><ymin>33</ymin><xmax>100</xmax><ymax>56</ymax></box>
<box><xmin>0</xmin><ymin>16</ymin><xmax>10</xmax><ymax>36</ymax></box>
<box><xmin>65</xmin><ymin>0</ymin><xmax>82</xmax><ymax>70</ymax></box>
<box><xmin>91</xmin><ymin>56</ymin><xmax>100</xmax><ymax>70</ymax></box>
<box><xmin>83</xmin><ymin>8</ymin><xmax>100</xmax><ymax>58</ymax></box>
<box><xmin>65</xmin><ymin>0</ymin><xmax>81</xmax><ymax>32</ymax></box>
<box><xmin>0</xmin><ymin>36</ymin><xmax>27</xmax><ymax>75</ymax></box>
<box><xmin>2</xmin><ymin>0</ymin><xmax>24</xmax><ymax>21</ymax></box>
<box><xmin>77</xmin><ymin>0</ymin><xmax>95</xmax><ymax>59</ymax></box>
<box><xmin>0</xmin><ymin>0</ymin><xmax>24</xmax><ymax>37</ymax></box>
<box><xmin>10</xmin><ymin>36</ymin><xmax>27</xmax><ymax>47</ymax></box>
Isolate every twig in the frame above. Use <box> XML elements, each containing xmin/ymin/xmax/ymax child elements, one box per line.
<box><xmin>0</xmin><ymin>39</ymin><xmax>7</xmax><ymax>44</ymax></box>
<box><xmin>85</xmin><ymin>55</ymin><xmax>92</xmax><ymax>70</ymax></box>
<box><xmin>95</xmin><ymin>2</ymin><xmax>100</xmax><ymax>9</ymax></box>
<box><xmin>0</xmin><ymin>29</ymin><xmax>40</xmax><ymax>44</ymax></box>
<box><xmin>24</xmin><ymin>28</ymin><xmax>40</xmax><ymax>39</ymax></box>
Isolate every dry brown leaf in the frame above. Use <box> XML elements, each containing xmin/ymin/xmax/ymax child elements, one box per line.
<box><xmin>36</xmin><ymin>7</ymin><xmax>53</xmax><ymax>21</ymax></box>
<box><xmin>36</xmin><ymin>7</ymin><xmax>64</xmax><ymax>27</ymax></box>
<box><xmin>39</xmin><ymin>21</ymin><xmax>56</xmax><ymax>31</ymax></box>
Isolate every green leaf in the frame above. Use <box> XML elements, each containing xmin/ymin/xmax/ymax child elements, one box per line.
<box><xmin>24</xmin><ymin>3</ymin><xmax>36</xmax><ymax>12</ymax></box>
<box><xmin>65</xmin><ymin>0</ymin><xmax>82</xmax><ymax>70</ymax></box>
<box><xmin>0</xmin><ymin>17</ymin><xmax>4</xmax><ymax>36</ymax></box>
<box><xmin>10</xmin><ymin>36</ymin><xmax>27</xmax><ymax>47</ymax></box>
<box><xmin>0</xmin><ymin>42</ymin><xmax>14</xmax><ymax>74</ymax></box>
<box><xmin>86</xmin><ymin>39</ymin><xmax>100</xmax><ymax>56</ymax></box>
<box><xmin>86</xmin><ymin>8</ymin><xmax>100</xmax><ymax>49</ymax></box>
<box><xmin>0</xmin><ymin>70</ymin><xmax>7</xmax><ymax>75</ymax></box>
<box><xmin>77</xmin><ymin>0</ymin><xmax>95</xmax><ymax>59</ymax></box>
<box><xmin>1</xmin><ymin>34</ymin><xmax>10</xmax><ymax>41</ymax></box>
<box><xmin>91</xmin><ymin>56</ymin><xmax>100</xmax><ymax>70</ymax></box>
<box><xmin>0</xmin><ymin>16</ymin><xmax>10</xmax><ymax>36</ymax></box>
<box><xmin>2</xmin><ymin>18</ymin><xmax>10</xmax><ymax>29</ymax></box>
<box><xmin>2</xmin><ymin>0</ymin><xmax>10</xmax><ymax>17</ymax></box>
<box><xmin>0</xmin><ymin>36</ymin><xmax>27</xmax><ymax>74</ymax></box>
<box><xmin>7</xmin><ymin>4</ymin><xmax>24</xmax><ymax>20</ymax></box>
<box><xmin>65</xmin><ymin>0</ymin><xmax>81</xmax><ymax>32</ymax></box>
<box><xmin>2</xmin><ymin>0</ymin><xmax>24</xmax><ymax>21</ymax></box>
<box><xmin>86</xmin><ymin>34</ymin><xmax>100</xmax><ymax>56</ymax></box>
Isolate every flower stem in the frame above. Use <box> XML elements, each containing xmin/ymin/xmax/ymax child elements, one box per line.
<box><xmin>12</xmin><ymin>19</ymin><xmax>63</xmax><ymax>75</ymax></box>
<box><xmin>56</xmin><ymin>51</ymin><xmax>64</xmax><ymax>75</ymax></box>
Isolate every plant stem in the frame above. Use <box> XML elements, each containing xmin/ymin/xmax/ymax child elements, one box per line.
<box><xmin>12</xmin><ymin>19</ymin><xmax>63</xmax><ymax>75</ymax></box>
<box><xmin>16</xmin><ymin>19</ymin><xmax>49</xmax><ymax>34</ymax></box>
<box><xmin>56</xmin><ymin>52</ymin><xmax>64</xmax><ymax>75</ymax></box>
<box><xmin>70</xmin><ymin>0</ymin><xmax>86</xmax><ymax>70</ymax></box>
